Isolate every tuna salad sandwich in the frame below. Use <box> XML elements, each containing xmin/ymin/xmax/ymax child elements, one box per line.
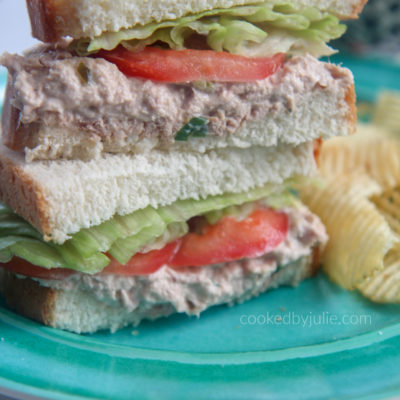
<box><xmin>0</xmin><ymin>0</ymin><xmax>365</xmax><ymax>333</ymax></box>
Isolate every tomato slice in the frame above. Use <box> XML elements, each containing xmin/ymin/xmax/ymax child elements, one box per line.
<box><xmin>97</xmin><ymin>47</ymin><xmax>285</xmax><ymax>82</ymax></box>
<box><xmin>170</xmin><ymin>208</ymin><xmax>288</xmax><ymax>268</ymax></box>
<box><xmin>0</xmin><ymin>258</ymin><xmax>75</xmax><ymax>280</ymax></box>
<box><xmin>1</xmin><ymin>241</ymin><xmax>180</xmax><ymax>279</ymax></box>
<box><xmin>101</xmin><ymin>240</ymin><xmax>180</xmax><ymax>276</ymax></box>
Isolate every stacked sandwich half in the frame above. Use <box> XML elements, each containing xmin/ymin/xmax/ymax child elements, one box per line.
<box><xmin>0</xmin><ymin>0</ymin><xmax>365</xmax><ymax>333</ymax></box>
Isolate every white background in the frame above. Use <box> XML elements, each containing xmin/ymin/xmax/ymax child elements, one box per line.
<box><xmin>0</xmin><ymin>1</ymin><xmax>39</xmax><ymax>104</ymax></box>
<box><xmin>0</xmin><ymin>0</ymin><xmax>38</xmax><ymax>54</ymax></box>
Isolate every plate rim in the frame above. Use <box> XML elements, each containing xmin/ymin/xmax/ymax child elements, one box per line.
<box><xmin>2</xmin><ymin>303</ymin><xmax>400</xmax><ymax>365</ymax></box>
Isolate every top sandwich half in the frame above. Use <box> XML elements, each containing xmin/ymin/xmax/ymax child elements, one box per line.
<box><xmin>0</xmin><ymin>0</ymin><xmax>363</xmax><ymax>161</ymax></box>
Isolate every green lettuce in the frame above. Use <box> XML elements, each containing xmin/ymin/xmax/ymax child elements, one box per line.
<box><xmin>204</xmin><ymin>189</ymin><xmax>298</xmax><ymax>224</ymax></box>
<box><xmin>0</xmin><ymin>184</ymin><xmax>288</xmax><ymax>274</ymax></box>
<box><xmin>72</xmin><ymin>2</ymin><xmax>345</xmax><ymax>58</ymax></box>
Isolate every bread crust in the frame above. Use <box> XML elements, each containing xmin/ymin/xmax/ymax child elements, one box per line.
<box><xmin>1</xmin><ymin>270</ymin><xmax>57</xmax><ymax>326</ymax></box>
<box><xmin>351</xmin><ymin>0</ymin><xmax>368</xmax><ymax>19</ymax></box>
<box><xmin>0</xmin><ymin>147</ymin><xmax>51</xmax><ymax>238</ymax></box>
<box><xmin>345</xmin><ymin>84</ymin><xmax>357</xmax><ymax>134</ymax></box>
<box><xmin>1</xmin><ymin>79</ymin><xmax>20</xmax><ymax>151</ymax></box>
<box><xmin>26</xmin><ymin>0</ymin><xmax>77</xmax><ymax>43</ymax></box>
<box><xmin>27</xmin><ymin>0</ymin><xmax>55</xmax><ymax>43</ymax></box>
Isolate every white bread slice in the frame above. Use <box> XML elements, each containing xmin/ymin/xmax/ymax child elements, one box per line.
<box><xmin>0</xmin><ymin>141</ymin><xmax>316</xmax><ymax>244</ymax></box>
<box><xmin>27</xmin><ymin>0</ymin><xmax>368</xmax><ymax>42</ymax></box>
<box><xmin>0</xmin><ymin>252</ymin><xmax>317</xmax><ymax>333</ymax></box>
<box><xmin>2</xmin><ymin>52</ymin><xmax>356</xmax><ymax>161</ymax></box>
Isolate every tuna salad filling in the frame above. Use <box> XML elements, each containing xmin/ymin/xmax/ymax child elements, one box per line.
<box><xmin>1</xmin><ymin>45</ymin><xmax>353</xmax><ymax>160</ymax></box>
<box><xmin>29</xmin><ymin>203</ymin><xmax>327</xmax><ymax>329</ymax></box>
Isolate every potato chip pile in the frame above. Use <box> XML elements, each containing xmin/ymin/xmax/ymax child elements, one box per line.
<box><xmin>300</xmin><ymin>91</ymin><xmax>400</xmax><ymax>303</ymax></box>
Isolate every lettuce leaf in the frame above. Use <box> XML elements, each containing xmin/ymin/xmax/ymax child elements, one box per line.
<box><xmin>0</xmin><ymin>184</ymin><xmax>281</xmax><ymax>274</ymax></box>
<box><xmin>72</xmin><ymin>2</ymin><xmax>345</xmax><ymax>58</ymax></box>
<box><xmin>203</xmin><ymin>189</ymin><xmax>298</xmax><ymax>224</ymax></box>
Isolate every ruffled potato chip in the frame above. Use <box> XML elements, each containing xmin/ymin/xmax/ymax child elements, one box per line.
<box><xmin>318</xmin><ymin>124</ymin><xmax>400</xmax><ymax>188</ymax></box>
<box><xmin>373</xmin><ymin>91</ymin><xmax>400</xmax><ymax>135</ymax></box>
<box><xmin>357</xmin><ymin>246</ymin><xmax>400</xmax><ymax>303</ymax></box>
<box><xmin>371</xmin><ymin>187</ymin><xmax>400</xmax><ymax>240</ymax></box>
<box><xmin>301</xmin><ymin>172</ymin><xmax>396</xmax><ymax>290</ymax></box>
<box><xmin>301</xmin><ymin>96</ymin><xmax>400</xmax><ymax>303</ymax></box>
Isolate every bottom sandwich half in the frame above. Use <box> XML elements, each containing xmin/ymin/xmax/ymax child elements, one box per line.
<box><xmin>0</xmin><ymin>202</ymin><xmax>326</xmax><ymax>333</ymax></box>
<box><xmin>0</xmin><ymin>141</ymin><xmax>327</xmax><ymax>333</ymax></box>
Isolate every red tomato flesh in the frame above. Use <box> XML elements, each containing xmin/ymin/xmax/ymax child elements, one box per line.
<box><xmin>0</xmin><ymin>258</ymin><xmax>75</xmax><ymax>280</ymax></box>
<box><xmin>97</xmin><ymin>47</ymin><xmax>285</xmax><ymax>82</ymax></box>
<box><xmin>171</xmin><ymin>208</ymin><xmax>288</xmax><ymax>268</ymax></box>
<box><xmin>101</xmin><ymin>240</ymin><xmax>180</xmax><ymax>276</ymax></box>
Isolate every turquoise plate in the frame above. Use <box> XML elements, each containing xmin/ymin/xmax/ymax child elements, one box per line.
<box><xmin>1</xmin><ymin>58</ymin><xmax>400</xmax><ymax>400</ymax></box>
